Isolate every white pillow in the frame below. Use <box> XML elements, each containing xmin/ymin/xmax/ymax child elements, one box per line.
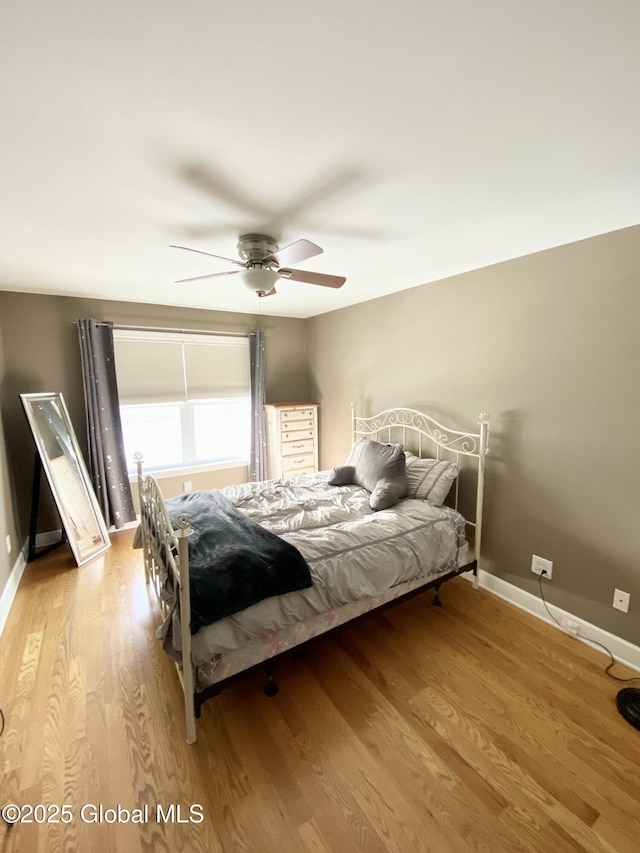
<box><xmin>404</xmin><ymin>452</ymin><xmax>458</xmax><ymax>506</ymax></box>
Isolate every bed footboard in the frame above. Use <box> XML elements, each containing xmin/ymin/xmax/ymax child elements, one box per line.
<box><xmin>135</xmin><ymin>454</ymin><xmax>197</xmax><ymax>744</ymax></box>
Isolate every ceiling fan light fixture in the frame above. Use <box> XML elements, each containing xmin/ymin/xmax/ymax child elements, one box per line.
<box><xmin>240</xmin><ymin>267</ymin><xmax>279</xmax><ymax>294</ymax></box>
<box><xmin>172</xmin><ymin>234</ymin><xmax>345</xmax><ymax>292</ymax></box>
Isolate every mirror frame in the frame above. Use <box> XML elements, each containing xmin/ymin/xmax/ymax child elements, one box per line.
<box><xmin>21</xmin><ymin>392</ymin><xmax>111</xmax><ymax>566</ymax></box>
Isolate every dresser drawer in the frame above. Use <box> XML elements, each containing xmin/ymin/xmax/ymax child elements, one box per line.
<box><xmin>279</xmin><ymin>417</ymin><xmax>314</xmax><ymax>433</ymax></box>
<box><xmin>283</xmin><ymin>466</ymin><xmax>316</xmax><ymax>477</ymax></box>
<box><xmin>282</xmin><ymin>453</ymin><xmax>315</xmax><ymax>475</ymax></box>
<box><xmin>279</xmin><ymin>408</ymin><xmax>315</xmax><ymax>423</ymax></box>
<box><xmin>281</xmin><ymin>437</ymin><xmax>315</xmax><ymax>456</ymax></box>
<box><xmin>281</xmin><ymin>428</ymin><xmax>314</xmax><ymax>443</ymax></box>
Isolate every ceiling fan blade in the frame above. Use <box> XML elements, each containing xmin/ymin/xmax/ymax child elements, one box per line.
<box><xmin>266</xmin><ymin>239</ymin><xmax>323</xmax><ymax>268</ymax></box>
<box><xmin>170</xmin><ymin>244</ymin><xmax>245</xmax><ymax>267</ymax></box>
<box><xmin>175</xmin><ymin>270</ymin><xmax>240</xmax><ymax>284</ymax></box>
<box><xmin>279</xmin><ymin>268</ymin><xmax>346</xmax><ymax>289</ymax></box>
<box><xmin>271</xmin><ymin>166</ymin><xmax>366</xmax><ymax>224</ymax></box>
<box><xmin>178</xmin><ymin>163</ymin><xmax>273</xmax><ymax>219</ymax></box>
<box><xmin>258</xmin><ymin>287</ymin><xmax>277</xmax><ymax>298</ymax></box>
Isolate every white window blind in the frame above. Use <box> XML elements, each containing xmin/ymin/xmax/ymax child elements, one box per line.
<box><xmin>113</xmin><ymin>330</ymin><xmax>250</xmax><ymax>404</ymax></box>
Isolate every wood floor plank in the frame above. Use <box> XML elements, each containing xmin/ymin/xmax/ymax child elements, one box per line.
<box><xmin>437</xmin><ymin>593</ymin><xmax>640</xmax><ymax>756</ymax></box>
<box><xmin>297</xmin><ymin>816</ymin><xmax>333</xmax><ymax>853</ymax></box>
<box><xmin>1</xmin><ymin>531</ymin><xmax>639</xmax><ymax>852</ymax></box>
<box><xmin>382</xmin><ymin>611</ymin><xmax>637</xmax><ymax>851</ymax></box>
<box><xmin>346</xmin><ymin>611</ymin><xmax>632</xmax><ymax>838</ymax></box>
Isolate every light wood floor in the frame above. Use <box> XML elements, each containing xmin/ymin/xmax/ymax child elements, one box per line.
<box><xmin>1</xmin><ymin>530</ymin><xmax>639</xmax><ymax>852</ymax></box>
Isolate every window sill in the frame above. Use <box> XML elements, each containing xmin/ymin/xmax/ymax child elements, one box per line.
<box><xmin>128</xmin><ymin>459</ymin><xmax>249</xmax><ymax>483</ymax></box>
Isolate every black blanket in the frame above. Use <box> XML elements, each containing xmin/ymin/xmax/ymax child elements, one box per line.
<box><xmin>165</xmin><ymin>489</ymin><xmax>313</xmax><ymax>633</ymax></box>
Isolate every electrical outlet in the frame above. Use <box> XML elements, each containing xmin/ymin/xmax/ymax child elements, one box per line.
<box><xmin>5</xmin><ymin>535</ymin><xmax>11</xmax><ymax>555</ymax></box>
<box><xmin>613</xmin><ymin>589</ymin><xmax>630</xmax><ymax>613</ymax></box>
<box><xmin>183</xmin><ymin>481</ymin><xmax>193</xmax><ymax>493</ymax></box>
<box><xmin>531</xmin><ymin>555</ymin><xmax>553</xmax><ymax>580</ymax></box>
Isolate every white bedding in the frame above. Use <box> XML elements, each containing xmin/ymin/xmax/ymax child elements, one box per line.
<box><xmin>186</xmin><ymin>471</ymin><xmax>469</xmax><ymax>666</ymax></box>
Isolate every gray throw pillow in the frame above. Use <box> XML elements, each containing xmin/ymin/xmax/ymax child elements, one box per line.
<box><xmin>329</xmin><ymin>439</ymin><xmax>407</xmax><ymax>510</ymax></box>
<box><xmin>327</xmin><ymin>465</ymin><xmax>356</xmax><ymax>485</ymax></box>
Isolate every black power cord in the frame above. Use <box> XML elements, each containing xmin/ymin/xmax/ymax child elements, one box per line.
<box><xmin>536</xmin><ymin>571</ymin><xmax>640</xmax><ymax>684</ymax></box>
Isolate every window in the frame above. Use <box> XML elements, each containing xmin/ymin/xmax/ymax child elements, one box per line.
<box><xmin>113</xmin><ymin>330</ymin><xmax>250</xmax><ymax>473</ymax></box>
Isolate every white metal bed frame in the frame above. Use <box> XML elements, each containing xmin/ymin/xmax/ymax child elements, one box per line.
<box><xmin>136</xmin><ymin>404</ymin><xmax>490</xmax><ymax>743</ymax></box>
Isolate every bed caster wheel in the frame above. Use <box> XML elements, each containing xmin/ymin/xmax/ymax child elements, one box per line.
<box><xmin>264</xmin><ymin>680</ymin><xmax>279</xmax><ymax>697</ymax></box>
<box><xmin>432</xmin><ymin>590</ymin><xmax>442</xmax><ymax>607</ymax></box>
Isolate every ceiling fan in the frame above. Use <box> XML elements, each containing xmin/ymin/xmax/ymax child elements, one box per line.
<box><xmin>170</xmin><ymin>233</ymin><xmax>346</xmax><ymax>297</ymax></box>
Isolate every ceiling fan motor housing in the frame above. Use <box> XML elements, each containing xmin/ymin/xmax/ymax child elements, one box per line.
<box><xmin>237</xmin><ymin>233</ymin><xmax>279</xmax><ymax>267</ymax></box>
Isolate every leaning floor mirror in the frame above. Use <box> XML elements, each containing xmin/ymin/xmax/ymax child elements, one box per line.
<box><xmin>21</xmin><ymin>392</ymin><xmax>111</xmax><ymax>566</ymax></box>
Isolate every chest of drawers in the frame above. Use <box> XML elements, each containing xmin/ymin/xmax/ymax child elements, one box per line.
<box><xmin>264</xmin><ymin>403</ymin><xmax>319</xmax><ymax>479</ymax></box>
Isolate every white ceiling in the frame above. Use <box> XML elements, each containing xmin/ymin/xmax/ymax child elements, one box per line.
<box><xmin>2</xmin><ymin>1</ymin><xmax>639</xmax><ymax>319</ymax></box>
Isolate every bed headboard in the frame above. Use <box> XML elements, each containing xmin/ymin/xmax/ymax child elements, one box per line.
<box><xmin>351</xmin><ymin>404</ymin><xmax>490</xmax><ymax>569</ymax></box>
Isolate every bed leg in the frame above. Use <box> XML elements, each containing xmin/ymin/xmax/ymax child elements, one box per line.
<box><xmin>432</xmin><ymin>585</ymin><xmax>442</xmax><ymax>607</ymax></box>
<box><xmin>264</xmin><ymin>663</ymin><xmax>279</xmax><ymax>697</ymax></box>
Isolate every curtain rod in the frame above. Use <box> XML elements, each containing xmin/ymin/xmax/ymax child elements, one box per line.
<box><xmin>91</xmin><ymin>322</ymin><xmax>271</xmax><ymax>338</ymax></box>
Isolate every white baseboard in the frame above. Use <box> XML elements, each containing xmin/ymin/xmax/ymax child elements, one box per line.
<box><xmin>0</xmin><ymin>549</ymin><xmax>27</xmax><ymax>640</ymax></box>
<box><xmin>473</xmin><ymin>568</ymin><xmax>640</xmax><ymax>674</ymax></box>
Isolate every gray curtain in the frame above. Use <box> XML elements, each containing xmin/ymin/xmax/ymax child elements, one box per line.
<box><xmin>77</xmin><ymin>319</ymin><xmax>136</xmax><ymax>528</ymax></box>
<box><xmin>249</xmin><ymin>330</ymin><xmax>267</xmax><ymax>481</ymax></box>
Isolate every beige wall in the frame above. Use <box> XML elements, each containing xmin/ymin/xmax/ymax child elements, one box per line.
<box><xmin>308</xmin><ymin>224</ymin><xmax>640</xmax><ymax>646</ymax></box>
<box><xmin>0</xmin><ymin>325</ymin><xmax>20</xmax><ymax>593</ymax></box>
<box><xmin>0</xmin><ymin>292</ymin><xmax>308</xmax><ymax>588</ymax></box>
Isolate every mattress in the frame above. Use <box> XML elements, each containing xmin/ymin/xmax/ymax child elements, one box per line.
<box><xmin>160</xmin><ymin>472</ymin><xmax>469</xmax><ymax>677</ymax></box>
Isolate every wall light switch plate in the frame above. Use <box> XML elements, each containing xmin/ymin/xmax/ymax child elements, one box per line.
<box><xmin>613</xmin><ymin>589</ymin><xmax>630</xmax><ymax>613</ymax></box>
